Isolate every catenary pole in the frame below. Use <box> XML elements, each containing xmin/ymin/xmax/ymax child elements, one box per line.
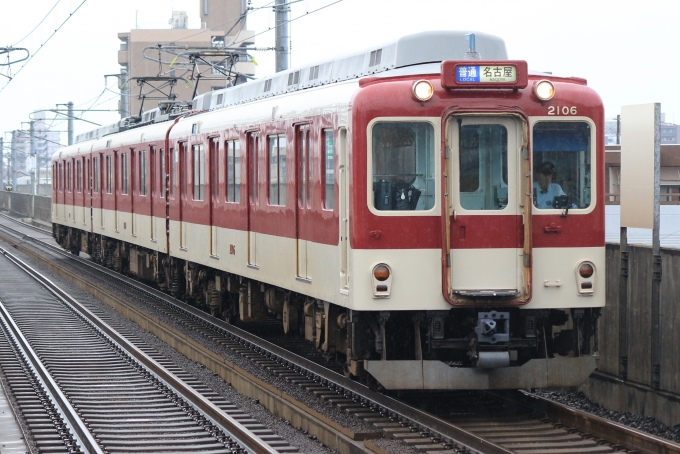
<box><xmin>275</xmin><ymin>0</ymin><xmax>290</xmax><ymax>72</ymax></box>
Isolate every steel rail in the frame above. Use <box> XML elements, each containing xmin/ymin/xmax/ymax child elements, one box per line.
<box><xmin>4</xmin><ymin>217</ymin><xmax>679</xmax><ymax>453</ymax></box>
<box><xmin>515</xmin><ymin>390</ymin><xmax>680</xmax><ymax>454</ymax></box>
<box><xmin>0</xmin><ymin>244</ymin><xmax>278</xmax><ymax>454</ymax></box>
<box><xmin>0</xmin><ymin>250</ymin><xmax>101</xmax><ymax>454</ymax></box>
<box><xmin>0</xmin><ymin>222</ymin><xmax>511</xmax><ymax>454</ymax></box>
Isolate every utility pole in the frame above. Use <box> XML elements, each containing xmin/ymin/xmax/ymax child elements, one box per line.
<box><xmin>68</xmin><ymin>101</ymin><xmax>74</xmax><ymax>146</ymax></box>
<box><xmin>275</xmin><ymin>0</ymin><xmax>290</xmax><ymax>72</ymax></box>
<box><xmin>0</xmin><ymin>137</ymin><xmax>3</xmax><ymax>189</ymax></box>
<box><xmin>120</xmin><ymin>69</ymin><xmax>129</xmax><ymax>119</ymax></box>
<box><xmin>29</xmin><ymin>121</ymin><xmax>35</xmax><ymax>195</ymax></box>
<box><xmin>11</xmin><ymin>133</ymin><xmax>17</xmax><ymax>190</ymax></box>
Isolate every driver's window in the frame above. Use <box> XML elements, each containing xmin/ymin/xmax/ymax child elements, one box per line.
<box><xmin>532</xmin><ymin>122</ymin><xmax>591</xmax><ymax>210</ymax></box>
<box><xmin>371</xmin><ymin>121</ymin><xmax>435</xmax><ymax>211</ymax></box>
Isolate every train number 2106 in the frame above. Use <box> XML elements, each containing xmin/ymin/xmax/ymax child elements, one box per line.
<box><xmin>548</xmin><ymin>106</ymin><xmax>577</xmax><ymax>115</ymax></box>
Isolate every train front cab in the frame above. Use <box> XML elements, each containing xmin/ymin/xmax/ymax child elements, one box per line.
<box><xmin>357</xmin><ymin>71</ymin><xmax>604</xmax><ymax>390</ymax></box>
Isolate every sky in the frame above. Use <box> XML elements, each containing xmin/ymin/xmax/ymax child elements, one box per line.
<box><xmin>0</xmin><ymin>0</ymin><xmax>678</xmax><ymax>147</ymax></box>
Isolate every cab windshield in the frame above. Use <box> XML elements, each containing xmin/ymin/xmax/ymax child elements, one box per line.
<box><xmin>371</xmin><ymin>121</ymin><xmax>435</xmax><ymax>211</ymax></box>
<box><xmin>532</xmin><ymin>122</ymin><xmax>591</xmax><ymax>210</ymax></box>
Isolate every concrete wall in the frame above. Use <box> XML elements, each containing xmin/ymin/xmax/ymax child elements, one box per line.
<box><xmin>582</xmin><ymin>243</ymin><xmax>680</xmax><ymax>426</ymax></box>
<box><xmin>0</xmin><ymin>190</ymin><xmax>52</xmax><ymax>225</ymax></box>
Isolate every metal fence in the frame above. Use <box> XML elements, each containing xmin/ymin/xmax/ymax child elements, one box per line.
<box><xmin>587</xmin><ymin>243</ymin><xmax>680</xmax><ymax>427</ymax></box>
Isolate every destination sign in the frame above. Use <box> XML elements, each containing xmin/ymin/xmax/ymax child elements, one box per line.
<box><xmin>441</xmin><ymin>60</ymin><xmax>528</xmax><ymax>89</ymax></box>
<box><xmin>456</xmin><ymin>65</ymin><xmax>517</xmax><ymax>83</ymax></box>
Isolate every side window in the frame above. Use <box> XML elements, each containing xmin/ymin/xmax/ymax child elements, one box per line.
<box><xmin>371</xmin><ymin>122</ymin><xmax>435</xmax><ymax>211</ymax></box>
<box><xmin>323</xmin><ymin>129</ymin><xmax>334</xmax><ymax>210</ymax></box>
<box><xmin>225</xmin><ymin>139</ymin><xmax>241</xmax><ymax>203</ymax></box>
<box><xmin>93</xmin><ymin>157</ymin><xmax>99</xmax><ymax>193</ymax></box>
<box><xmin>211</xmin><ymin>139</ymin><xmax>219</xmax><ymax>200</ymax></box>
<box><xmin>160</xmin><ymin>148</ymin><xmax>165</xmax><ymax>198</ymax></box>
<box><xmin>106</xmin><ymin>156</ymin><xmax>112</xmax><ymax>194</ymax></box>
<box><xmin>193</xmin><ymin>144</ymin><xmax>205</xmax><ymax>201</ymax></box>
<box><xmin>76</xmin><ymin>160</ymin><xmax>82</xmax><ymax>193</ymax></box>
<box><xmin>532</xmin><ymin>122</ymin><xmax>591</xmax><ymax>209</ymax></box>
<box><xmin>121</xmin><ymin>153</ymin><xmax>129</xmax><ymax>195</ymax></box>
<box><xmin>67</xmin><ymin>161</ymin><xmax>72</xmax><ymax>192</ymax></box>
<box><xmin>267</xmin><ymin>134</ymin><xmax>286</xmax><ymax>206</ymax></box>
<box><xmin>172</xmin><ymin>148</ymin><xmax>178</xmax><ymax>199</ymax></box>
<box><xmin>139</xmin><ymin>150</ymin><xmax>147</xmax><ymax>196</ymax></box>
<box><xmin>248</xmin><ymin>134</ymin><xmax>259</xmax><ymax>204</ymax></box>
<box><xmin>459</xmin><ymin>124</ymin><xmax>508</xmax><ymax>210</ymax></box>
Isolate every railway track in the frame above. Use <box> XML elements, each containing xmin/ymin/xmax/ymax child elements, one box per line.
<box><xmin>0</xmin><ymin>243</ymin><xmax>292</xmax><ymax>453</ymax></box>
<box><xmin>1</xmin><ymin>212</ymin><xmax>679</xmax><ymax>454</ymax></box>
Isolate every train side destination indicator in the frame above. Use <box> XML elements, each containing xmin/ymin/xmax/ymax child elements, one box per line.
<box><xmin>441</xmin><ymin>60</ymin><xmax>528</xmax><ymax>89</ymax></box>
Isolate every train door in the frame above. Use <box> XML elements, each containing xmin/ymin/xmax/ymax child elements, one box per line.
<box><xmin>337</xmin><ymin>127</ymin><xmax>349</xmax><ymax>289</ymax></box>
<box><xmin>130</xmin><ymin>149</ymin><xmax>136</xmax><ymax>236</ymax></box>
<box><xmin>446</xmin><ymin>116</ymin><xmax>525</xmax><ymax>299</ymax></box>
<box><xmin>247</xmin><ymin>132</ymin><xmax>259</xmax><ymax>266</ymax></box>
<box><xmin>150</xmin><ymin>146</ymin><xmax>156</xmax><ymax>241</ymax></box>
<box><xmin>179</xmin><ymin>142</ymin><xmax>187</xmax><ymax>249</ymax></box>
<box><xmin>87</xmin><ymin>157</ymin><xmax>92</xmax><ymax>232</ymax></box>
<box><xmin>209</xmin><ymin>138</ymin><xmax>218</xmax><ymax>257</ymax></box>
<box><xmin>114</xmin><ymin>151</ymin><xmax>119</xmax><ymax>231</ymax></box>
<box><xmin>296</xmin><ymin>125</ymin><xmax>312</xmax><ymax>280</ymax></box>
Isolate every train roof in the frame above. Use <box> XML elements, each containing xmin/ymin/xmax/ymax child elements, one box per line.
<box><xmin>193</xmin><ymin>30</ymin><xmax>507</xmax><ymax>111</ymax></box>
<box><xmin>72</xmin><ymin>30</ymin><xmax>506</xmax><ymax>146</ymax></box>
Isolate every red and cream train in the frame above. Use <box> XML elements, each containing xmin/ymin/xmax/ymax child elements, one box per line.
<box><xmin>52</xmin><ymin>31</ymin><xmax>604</xmax><ymax>390</ymax></box>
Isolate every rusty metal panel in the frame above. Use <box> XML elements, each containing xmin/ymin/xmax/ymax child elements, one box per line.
<box><xmin>599</xmin><ymin>243</ymin><xmax>620</xmax><ymax>376</ymax></box>
<box><xmin>626</xmin><ymin>246</ymin><xmax>653</xmax><ymax>386</ymax></box>
<box><xmin>660</xmin><ymin>248</ymin><xmax>680</xmax><ymax>394</ymax></box>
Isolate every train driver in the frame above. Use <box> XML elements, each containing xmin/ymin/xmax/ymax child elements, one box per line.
<box><xmin>533</xmin><ymin>161</ymin><xmax>566</xmax><ymax>209</ymax></box>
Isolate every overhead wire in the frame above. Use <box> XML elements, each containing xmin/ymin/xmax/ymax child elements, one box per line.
<box><xmin>13</xmin><ymin>0</ymin><xmax>62</xmax><ymax>46</ymax></box>
<box><xmin>0</xmin><ymin>0</ymin><xmax>88</xmax><ymax>94</ymax></box>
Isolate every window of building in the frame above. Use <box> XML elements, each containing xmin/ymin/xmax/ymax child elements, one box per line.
<box><xmin>323</xmin><ymin>129</ymin><xmax>334</xmax><ymax>210</ymax></box>
<box><xmin>371</xmin><ymin>122</ymin><xmax>435</xmax><ymax>211</ymax></box>
<box><xmin>193</xmin><ymin>144</ymin><xmax>205</xmax><ymax>201</ymax></box>
<box><xmin>93</xmin><ymin>157</ymin><xmax>99</xmax><ymax>193</ymax></box>
<box><xmin>532</xmin><ymin>121</ymin><xmax>591</xmax><ymax>209</ymax></box>
<box><xmin>106</xmin><ymin>156</ymin><xmax>112</xmax><ymax>194</ymax></box>
<box><xmin>225</xmin><ymin>139</ymin><xmax>240</xmax><ymax>203</ymax></box>
<box><xmin>122</xmin><ymin>153</ymin><xmax>129</xmax><ymax>195</ymax></box>
<box><xmin>268</xmin><ymin>135</ymin><xmax>287</xmax><ymax>206</ymax></box>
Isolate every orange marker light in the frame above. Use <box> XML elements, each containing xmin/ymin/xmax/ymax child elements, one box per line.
<box><xmin>579</xmin><ymin>263</ymin><xmax>594</xmax><ymax>278</ymax></box>
<box><xmin>373</xmin><ymin>264</ymin><xmax>390</xmax><ymax>281</ymax></box>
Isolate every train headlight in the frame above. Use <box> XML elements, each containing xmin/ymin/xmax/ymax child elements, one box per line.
<box><xmin>533</xmin><ymin>80</ymin><xmax>555</xmax><ymax>101</ymax></box>
<box><xmin>412</xmin><ymin>80</ymin><xmax>434</xmax><ymax>102</ymax></box>
<box><xmin>372</xmin><ymin>263</ymin><xmax>393</xmax><ymax>298</ymax></box>
<box><xmin>575</xmin><ymin>260</ymin><xmax>595</xmax><ymax>295</ymax></box>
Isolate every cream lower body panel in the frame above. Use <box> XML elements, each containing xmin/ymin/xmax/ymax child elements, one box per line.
<box><xmin>169</xmin><ymin>219</ymin><xmax>349</xmax><ymax>306</ymax></box>
<box><xmin>526</xmin><ymin>246</ymin><xmax>605</xmax><ymax>309</ymax></box>
<box><xmin>52</xmin><ymin>205</ymin><xmax>605</xmax><ymax>311</ymax></box>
